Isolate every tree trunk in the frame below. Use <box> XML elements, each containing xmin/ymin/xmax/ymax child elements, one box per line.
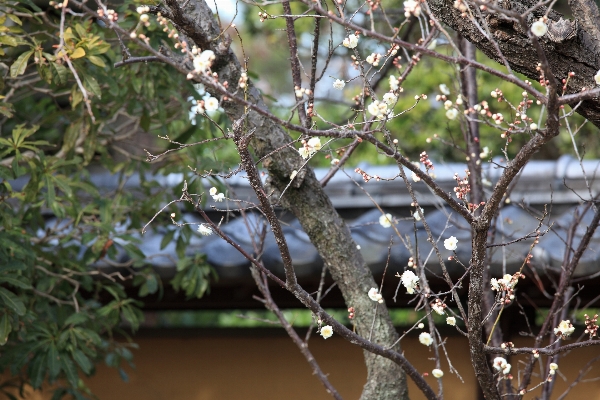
<box><xmin>161</xmin><ymin>0</ymin><xmax>409</xmax><ymax>398</ymax></box>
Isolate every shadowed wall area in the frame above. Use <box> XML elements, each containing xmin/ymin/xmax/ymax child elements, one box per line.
<box><xmin>5</xmin><ymin>331</ymin><xmax>600</xmax><ymax>399</ymax></box>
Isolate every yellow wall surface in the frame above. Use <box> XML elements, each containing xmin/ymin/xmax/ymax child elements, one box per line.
<box><xmin>7</xmin><ymin>332</ymin><xmax>600</xmax><ymax>400</ymax></box>
<box><xmin>83</xmin><ymin>333</ymin><xmax>477</xmax><ymax>400</ymax></box>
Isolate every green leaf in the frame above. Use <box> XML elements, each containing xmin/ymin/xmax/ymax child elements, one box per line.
<box><xmin>0</xmin><ymin>313</ymin><xmax>11</xmax><ymax>345</ymax></box>
<box><xmin>160</xmin><ymin>229</ymin><xmax>175</xmax><ymax>250</ymax></box>
<box><xmin>9</xmin><ymin>50</ymin><xmax>33</xmax><ymax>77</ymax></box>
<box><xmin>37</xmin><ymin>64</ymin><xmax>52</xmax><ymax>84</ymax></box>
<box><xmin>71</xmin><ymin>349</ymin><xmax>92</xmax><ymax>375</ymax></box>
<box><xmin>0</xmin><ymin>36</ymin><xmax>18</xmax><ymax>47</ymax></box>
<box><xmin>87</xmin><ymin>55</ymin><xmax>106</xmax><ymax>68</ymax></box>
<box><xmin>44</xmin><ymin>175</ymin><xmax>56</xmax><ymax>207</ymax></box>
<box><xmin>60</xmin><ymin>356</ymin><xmax>78</xmax><ymax>387</ymax></box>
<box><xmin>82</xmin><ymin>73</ymin><xmax>101</xmax><ymax>98</ymax></box>
<box><xmin>47</xmin><ymin>343</ymin><xmax>61</xmax><ymax>380</ymax></box>
<box><xmin>121</xmin><ymin>305</ymin><xmax>141</xmax><ymax>331</ymax></box>
<box><xmin>50</xmin><ymin>62</ymin><xmax>68</xmax><ymax>86</ymax></box>
<box><xmin>29</xmin><ymin>353</ymin><xmax>46</xmax><ymax>389</ymax></box>
<box><xmin>74</xmin><ymin>23</ymin><xmax>87</xmax><ymax>39</ymax></box>
<box><xmin>71</xmin><ymin>85</ymin><xmax>83</xmax><ymax>109</ymax></box>
<box><xmin>0</xmin><ymin>288</ymin><xmax>26</xmax><ymax>316</ymax></box>
<box><xmin>63</xmin><ymin>312</ymin><xmax>88</xmax><ymax>327</ymax></box>
<box><xmin>7</xmin><ymin>14</ymin><xmax>22</xmax><ymax>25</ymax></box>
<box><xmin>0</xmin><ymin>276</ymin><xmax>31</xmax><ymax>289</ymax></box>
<box><xmin>0</xmin><ymin>260</ymin><xmax>27</xmax><ymax>273</ymax></box>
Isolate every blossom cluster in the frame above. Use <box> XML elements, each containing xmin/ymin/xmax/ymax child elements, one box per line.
<box><xmin>431</xmin><ymin>298</ymin><xmax>446</xmax><ymax>315</ymax></box>
<box><xmin>491</xmin><ymin>272</ymin><xmax>523</xmax><ymax>304</ymax></box>
<box><xmin>342</xmin><ymin>34</ymin><xmax>359</xmax><ymax>49</ymax></box>
<box><xmin>403</xmin><ymin>0</ymin><xmax>421</xmax><ymax>17</ymax></box>
<box><xmin>493</xmin><ymin>357</ymin><xmax>511</xmax><ymax>375</ymax></box>
<box><xmin>209</xmin><ymin>187</ymin><xmax>225</xmax><ymax>202</ymax></box>
<box><xmin>452</xmin><ymin>170</ymin><xmax>471</xmax><ymax>201</ymax></box>
<box><xmin>400</xmin><ymin>270</ymin><xmax>419</xmax><ymax>294</ymax></box>
<box><xmin>368</xmin><ymin>100</ymin><xmax>391</xmax><ymax>119</ymax></box>
<box><xmin>298</xmin><ymin>137</ymin><xmax>322</xmax><ymax>159</ymax></box>
<box><xmin>584</xmin><ymin>313</ymin><xmax>598</xmax><ymax>338</ymax></box>
<box><xmin>197</xmin><ymin>224</ymin><xmax>213</xmax><ymax>236</ymax></box>
<box><xmin>554</xmin><ymin>320</ymin><xmax>575</xmax><ymax>338</ymax></box>
<box><xmin>96</xmin><ymin>7</ymin><xmax>118</xmax><ymax>22</ymax></box>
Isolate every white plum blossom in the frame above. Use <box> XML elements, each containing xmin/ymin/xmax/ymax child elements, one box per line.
<box><xmin>493</xmin><ymin>357</ymin><xmax>511</xmax><ymax>375</ymax></box>
<box><xmin>401</xmin><ymin>270</ymin><xmax>419</xmax><ymax>294</ymax></box>
<box><xmin>379</xmin><ymin>213</ymin><xmax>394</xmax><ymax>228</ymax></box>
<box><xmin>439</xmin><ymin>84</ymin><xmax>450</xmax><ymax>95</ymax></box>
<box><xmin>432</xmin><ymin>369</ymin><xmax>444</xmax><ymax>378</ymax></box>
<box><xmin>307</xmin><ymin>137</ymin><xmax>322</xmax><ymax>151</ymax></box>
<box><xmin>320</xmin><ymin>325</ymin><xmax>333</xmax><ymax>339</ymax></box>
<box><xmin>204</xmin><ymin>96</ymin><xmax>219</xmax><ymax>112</ymax></box>
<box><xmin>389</xmin><ymin>75</ymin><xmax>400</xmax><ymax>91</ymax></box>
<box><xmin>298</xmin><ymin>147</ymin><xmax>310</xmax><ymax>159</ymax></box>
<box><xmin>193</xmin><ymin>50</ymin><xmax>216</xmax><ymax>73</ymax></box>
<box><xmin>417</xmin><ymin>322</ymin><xmax>424</xmax><ymax>329</ymax></box>
<box><xmin>383</xmin><ymin>92</ymin><xmax>398</xmax><ymax>105</ymax></box>
<box><xmin>368</xmin><ymin>101</ymin><xmax>380</xmax><ymax>116</ymax></box>
<box><xmin>411</xmin><ymin>172</ymin><xmax>421</xmax><ymax>182</ymax></box>
<box><xmin>549</xmin><ymin>363</ymin><xmax>558</xmax><ymax>374</ymax></box>
<box><xmin>491</xmin><ymin>274</ymin><xmax>519</xmax><ymax>291</ymax></box>
<box><xmin>298</xmin><ymin>137</ymin><xmax>322</xmax><ymax>159</ymax></box>
<box><xmin>139</xmin><ymin>13</ymin><xmax>149</xmax><ymax>23</ymax></box>
<box><xmin>209</xmin><ymin>187</ymin><xmax>225</xmax><ymax>202</ymax></box>
<box><xmin>342</xmin><ymin>34</ymin><xmax>358</xmax><ymax>49</ymax></box>
<box><xmin>368</xmin><ymin>287</ymin><xmax>384</xmax><ymax>303</ymax></box>
<box><xmin>213</xmin><ymin>192</ymin><xmax>225</xmax><ymax>202</ymax></box>
<box><xmin>446</xmin><ymin>316</ymin><xmax>456</xmax><ymax>326</ymax></box>
<box><xmin>444</xmin><ymin>236</ymin><xmax>458</xmax><ymax>251</ymax></box>
<box><xmin>197</xmin><ymin>224</ymin><xmax>213</xmax><ymax>236</ymax></box>
<box><xmin>403</xmin><ymin>0</ymin><xmax>421</xmax><ymax>17</ymax></box>
<box><xmin>446</xmin><ymin>108</ymin><xmax>459</xmax><ymax>120</ymax></box>
<box><xmin>554</xmin><ymin>320</ymin><xmax>575</xmax><ymax>338</ymax></box>
<box><xmin>490</xmin><ymin>278</ymin><xmax>500</xmax><ymax>291</ymax></box>
<box><xmin>530</xmin><ymin>123</ymin><xmax>538</xmax><ymax>130</ymax></box>
<box><xmin>432</xmin><ymin>303</ymin><xmax>445</xmax><ymax>315</ymax></box>
<box><xmin>531</xmin><ymin>19</ymin><xmax>548</xmax><ymax>37</ymax></box>
<box><xmin>368</xmin><ymin>100</ymin><xmax>389</xmax><ymax>118</ymax></box>
<box><xmin>333</xmin><ymin>79</ymin><xmax>345</xmax><ymax>90</ymax></box>
<box><xmin>419</xmin><ymin>332</ymin><xmax>433</xmax><ymax>346</ymax></box>
<box><xmin>365</xmin><ymin>53</ymin><xmax>381</xmax><ymax>66</ymax></box>
<box><xmin>480</xmin><ymin>146</ymin><xmax>490</xmax><ymax>158</ymax></box>
<box><xmin>594</xmin><ymin>70</ymin><xmax>600</xmax><ymax>85</ymax></box>
<box><xmin>413</xmin><ymin>207</ymin><xmax>424</xmax><ymax>221</ymax></box>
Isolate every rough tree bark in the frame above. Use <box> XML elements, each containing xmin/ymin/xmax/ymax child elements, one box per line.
<box><xmin>428</xmin><ymin>0</ymin><xmax>600</xmax><ymax>128</ymax></box>
<box><xmin>159</xmin><ymin>0</ymin><xmax>409</xmax><ymax>398</ymax></box>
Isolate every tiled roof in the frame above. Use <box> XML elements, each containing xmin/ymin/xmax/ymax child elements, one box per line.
<box><xmin>38</xmin><ymin>155</ymin><xmax>600</xmax><ymax>286</ymax></box>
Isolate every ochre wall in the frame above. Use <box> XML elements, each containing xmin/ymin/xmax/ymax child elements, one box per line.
<box><xmin>8</xmin><ymin>332</ymin><xmax>600</xmax><ymax>399</ymax></box>
<box><xmin>83</xmin><ymin>333</ymin><xmax>477</xmax><ymax>400</ymax></box>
